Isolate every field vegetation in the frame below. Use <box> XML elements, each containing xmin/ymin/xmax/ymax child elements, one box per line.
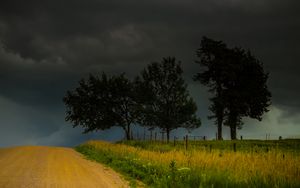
<box><xmin>76</xmin><ymin>139</ymin><xmax>300</xmax><ymax>188</ymax></box>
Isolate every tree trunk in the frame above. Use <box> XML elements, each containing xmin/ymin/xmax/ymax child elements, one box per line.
<box><xmin>217</xmin><ymin>123</ymin><xmax>223</xmax><ymax>140</ymax></box>
<box><xmin>217</xmin><ymin>114</ymin><xmax>223</xmax><ymax>140</ymax></box>
<box><xmin>124</xmin><ymin>123</ymin><xmax>131</xmax><ymax>140</ymax></box>
<box><xmin>230</xmin><ymin>124</ymin><xmax>237</xmax><ymax>140</ymax></box>
<box><xmin>166</xmin><ymin>129</ymin><xmax>170</xmax><ymax>143</ymax></box>
<box><xmin>216</xmin><ymin>84</ymin><xmax>224</xmax><ymax>140</ymax></box>
<box><xmin>125</xmin><ymin>129</ymin><xmax>130</xmax><ymax>140</ymax></box>
<box><xmin>229</xmin><ymin>112</ymin><xmax>237</xmax><ymax>140</ymax></box>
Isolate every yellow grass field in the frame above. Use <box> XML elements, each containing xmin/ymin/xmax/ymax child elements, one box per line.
<box><xmin>0</xmin><ymin>146</ymin><xmax>129</xmax><ymax>188</ymax></box>
<box><xmin>83</xmin><ymin>140</ymin><xmax>300</xmax><ymax>186</ymax></box>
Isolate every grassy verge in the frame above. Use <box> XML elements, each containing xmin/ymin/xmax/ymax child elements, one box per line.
<box><xmin>76</xmin><ymin>140</ymin><xmax>300</xmax><ymax>188</ymax></box>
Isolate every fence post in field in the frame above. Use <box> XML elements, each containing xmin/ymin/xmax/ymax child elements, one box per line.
<box><xmin>203</xmin><ymin>136</ymin><xmax>206</xmax><ymax>141</ymax></box>
<box><xmin>233</xmin><ymin>143</ymin><xmax>237</xmax><ymax>152</ymax></box>
<box><xmin>185</xmin><ymin>135</ymin><xmax>188</xmax><ymax>150</ymax></box>
<box><xmin>150</xmin><ymin>130</ymin><xmax>153</xmax><ymax>141</ymax></box>
<box><xmin>161</xmin><ymin>132</ymin><xmax>164</xmax><ymax>142</ymax></box>
<box><xmin>240</xmin><ymin>136</ymin><xmax>243</xmax><ymax>140</ymax></box>
<box><xmin>209</xmin><ymin>144</ymin><xmax>212</xmax><ymax>152</ymax></box>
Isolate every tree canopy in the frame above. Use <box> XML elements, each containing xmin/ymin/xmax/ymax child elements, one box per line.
<box><xmin>222</xmin><ymin>48</ymin><xmax>271</xmax><ymax>139</ymax></box>
<box><xmin>137</xmin><ymin>57</ymin><xmax>201</xmax><ymax>142</ymax></box>
<box><xmin>194</xmin><ymin>37</ymin><xmax>271</xmax><ymax>140</ymax></box>
<box><xmin>63</xmin><ymin>73</ymin><xmax>140</xmax><ymax>140</ymax></box>
<box><xmin>63</xmin><ymin>37</ymin><xmax>271</xmax><ymax>141</ymax></box>
<box><xmin>194</xmin><ymin>37</ymin><xmax>230</xmax><ymax>140</ymax></box>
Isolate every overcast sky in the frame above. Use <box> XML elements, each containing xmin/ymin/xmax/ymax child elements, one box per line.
<box><xmin>0</xmin><ymin>0</ymin><xmax>300</xmax><ymax>147</ymax></box>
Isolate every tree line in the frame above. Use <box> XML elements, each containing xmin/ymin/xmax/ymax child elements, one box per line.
<box><xmin>63</xmin><ymin>37</ymin><xmax>271</xmax><ymax>141</ymax></box>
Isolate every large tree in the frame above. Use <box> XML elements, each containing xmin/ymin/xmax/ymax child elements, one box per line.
<box><xmin>137</xmin><ymin>57</ymin><xmax>201</xmax><ymax>142</ymax></box>
<box><xmin>194</xmin><ymin>37</ymin><xmax>231</xmax><ymax>140</ymax></box>
<box><xmin>63</xmin><ymin>73</ymin><xmax>140</xmax><ymax>140</ymax></box>
<box><xmin>222</xmin><ymin>48</ymin><xmax>271</xmax><ymax>139</ymax></box>
<box><xmin>194</xmin><ymin>37</ymin><xmax>271</xmax><ymax>140</ymax></box>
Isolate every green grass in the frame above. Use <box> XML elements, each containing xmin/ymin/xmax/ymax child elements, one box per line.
<box><xmin>75</xmin><ymin>144</ymin><xmax>259</xmax><ymax>188</ymax></box>
<box><xmin>76</xmin><ymin>140</ymin><xmax>300</xmax><ymax>188</ymax></box>
<box><xmin>75</xmin><ymin>144</ymin><xmax>165</xmax><ymax>187</ymax></box>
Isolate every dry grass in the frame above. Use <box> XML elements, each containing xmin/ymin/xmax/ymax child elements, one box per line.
<box><xmin>85</xmin><ymin>140</ymin><xmax>300</xmax><ymax>185</ymax></box>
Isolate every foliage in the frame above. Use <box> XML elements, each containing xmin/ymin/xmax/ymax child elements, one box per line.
<box><xmin>63</xmin><ymin>73</ymin><xmax>140</xmax><ymax>140</ymax></box>
<box><xmin>136</xmin><ymin>57</ymin><xmax>201</xmax><ymax>142</ymax></box>
<box><xmin>194</xmin><ymin>37</ymin><xmax>271</xmax><ymax>140</ymax></box>
<box><xmin>194</xmin><ymin>36</ymin><xmax>231</xmax><ymax>140</ymax></box>
<box><xmin>221</xmin><ymin>48</ymin><xmax>271</xmax><ymax>139</ymax></box>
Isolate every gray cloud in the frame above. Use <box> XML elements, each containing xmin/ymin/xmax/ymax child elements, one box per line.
<box><xmin>241</xmin><ymin>106</ymin><xmax>300</xmax><ymax>139</ymax></box>
<box><xmin>0</xmin><ymin>0</ymin><xmax>300</xmax><ymax>146</ymax></box>
<box><xmin>0</xmin><ymin>95</ymin><xmax>59</xmax><ymax>147</ymax></box>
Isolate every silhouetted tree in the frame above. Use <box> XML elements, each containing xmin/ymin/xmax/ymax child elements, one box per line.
<box><xmin>137</xmin><ymin>57</ymin><xmax>201</xmax><ymax>142</ymax></box>
<box><xmin>222</xmin><ymin>48</ymin><xmax>271</xmax><ymax>139</ymax></box>
<box><xmin>194</xmin><ymin>37</ymin><xmax>271</xmax><ymax>140</ymax></box>
<box><xmin>194</xmin><ymin>37</ymin><xmax>230</xmax><ymax>140</ymax></box>
<box><xmin>63</xmin><ymin>73</ymin><xmax>140</xmax><ymax>140</ymax></box>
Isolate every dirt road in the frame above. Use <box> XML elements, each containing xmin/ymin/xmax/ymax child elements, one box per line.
<box><xmin>0</xmin><ymin>146</ymin><xmax>129</xmax><ymax>188</ymax></box>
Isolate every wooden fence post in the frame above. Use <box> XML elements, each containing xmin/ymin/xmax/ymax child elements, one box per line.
<box><xmin>233</xmin><ymin>143</ymin><xmax>236</xmax><ymax>152</ymax></box>
<box><xmin>185</xmin><ymin>135</ymin><xmax>188</xmax><ymax>150</ymax></box>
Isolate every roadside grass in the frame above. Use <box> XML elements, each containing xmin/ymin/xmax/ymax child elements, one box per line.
<box><xmin>76</xmin><ymin>140</ymin><xmax>300</xmax><ymax>188</ymax></box>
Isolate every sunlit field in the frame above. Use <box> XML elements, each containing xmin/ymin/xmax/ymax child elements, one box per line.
<box><xmin>76</xmin><ymin>140</ymin><xmax>300</xmax><ymax>188</ymax></box>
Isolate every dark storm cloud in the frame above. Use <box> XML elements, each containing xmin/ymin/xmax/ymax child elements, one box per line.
<box><xmin>2</xmin><ymin>0</ymin><xmax>298</xmax><ymax>64</ymax></box>
<box><xmin>0</xmin><ymin>0</ymin><xmax>300</xmax><ymax>146</ymax></box>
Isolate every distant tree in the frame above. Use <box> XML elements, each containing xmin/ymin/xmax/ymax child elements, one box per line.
<box><xmin>137</xmin><ymin>57</ymin><xmax>201</xmax><ymax>142</ymax></box>
<box><xmin>63</xmin><ymin>73</ymin><xmax>140</xmax><ymax>140</ymax></box>
<box><xmin>194</xmin><ymin>37</ymin><xmax>231</xmax><ymax>140</ymax></box>
<box><xmin>194</xmin><ymin>37</ymin><xmax>271</xmax><ymax>140</ymax></box>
